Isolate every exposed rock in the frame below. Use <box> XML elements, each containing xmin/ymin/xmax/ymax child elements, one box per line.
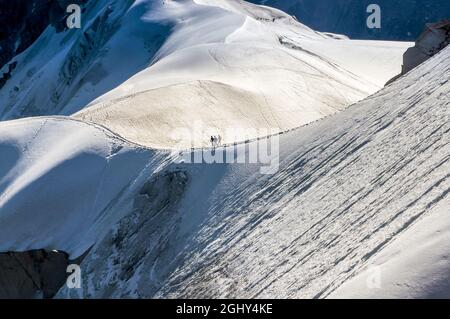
<box><xmin>386</xmin><ymin>20</ymin><xmax>450</xmax><ymax>85</ymax></box>
<box><xmin>0</xmin><ymin>0</ymin><xmax>84</xmax><ymax>70</ymax></box>
<box><xmin>57</xmin><ymin>169</ymin><xmax>189</xmax><ymax>298</ymax></box>
<box><xmin>402</xmin><ymin>20</ymin><xmax>450</xmax><ymax>74</ymax></box>
<box><xmin>0</xmin><ymin>61</ymin><xmax>17</xmax><ymax>89</ymax></box>
<box><xmin>0</xmin><ymin>250</ymin><xmax>69</xmax><ymax>299</ymax></box>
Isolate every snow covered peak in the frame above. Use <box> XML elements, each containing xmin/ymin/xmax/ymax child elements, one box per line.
<box><xmin>0</xmin><ymin>0</ymin><xmax>447</xmax><ymax>299</ymax></box>
<box><xmin>0</xmin><ymin>0</ymin><xmax>411</xmax><ymax>149</ymax></box>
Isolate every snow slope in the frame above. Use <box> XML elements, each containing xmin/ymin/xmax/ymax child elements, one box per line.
<box><xmin>0</xmin><ymin>0</ymin><xmax>411</xmax><ymax>148</ymax></box>
<box><xmin>0</xmin><ymin>0</ymin><xmax>445</xmax><ymax>299</ymax></box>
<box><xmin>57</xmin><ymin>45</ymin><xmax>450</xmax><ymax>298</ymax></box>
<box><xmin>329</xmin><ymin>197</ymin><xmax>450</xmax><ymax>298</ymax></box>
<box><xmin>0</xmin><ymin>116</ymin><xmax>170</xmax><ymax>257</ymax></box>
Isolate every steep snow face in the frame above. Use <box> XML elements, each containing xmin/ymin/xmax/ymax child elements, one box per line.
<box><xmin>54</xmin><ymin>46</ymin><xmax>449</xmax><ymax>298</ymax></box>
<box><xmin>0</xmin><ymin>117</ymin><xmax>169</xmax><ymax>257</ymax></box>
<box><xmin>0</xmin><ymin>0</ymin><xmax>171</xmax><ymax>118</ymax></box>
<box><xmin>0</xmin><ymin>0</ymin><xmax>80</xmax><ymax>70</ymax></box>
<box><xmin>0</xmin><ymin>0</ymin><xmax>411</xmax><ymax>148</ymax></box>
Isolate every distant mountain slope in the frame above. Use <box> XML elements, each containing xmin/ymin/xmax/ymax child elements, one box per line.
<box><xmin>0</xmin><ymin>0</ymin><xmax>410</xmax><ymax>148</ymax></box>
<box><xmin>75</xmin><ymin>0</ymin><xmax>411</xmax><ymax>148</ymax></box>
<box><xmin>1</xmin><ymin>0</ymin><xmax>446</xmax><ymax>299</ymax></box>
<box><xmin>0</xmin><ymin>0</ymin><xmax>168</xmax><ymax>119</ymax></box>
<box><xmin>0</xmin><ymin>0</ymin><xmax>84</xmax><ymax>70</ymax></box>
<box><xmin>250</xmin><ymin>0</ymin><xmax>450</xmax><ymax>40</ymax></box>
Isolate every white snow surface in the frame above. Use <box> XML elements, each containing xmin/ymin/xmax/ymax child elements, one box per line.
<box><xmin>0</xmin><ymin>116</ymin><xmax>169</xmax><ymax>257</ymax></box>
<box><xmin>0</xmin><ymin>0</ymin><xmax>446</xmax><ymax>299</ymax></box>
<box><xmin>0</xmin><ymin>0</ymin><xmax>411</xmax><ymax>148</ymax></box>
<box><xmin>52</xmin><ymin>46</ymin><xmax>449</xmax><ymax>298</ymax></box>
<box><xmin>330</xmin><ymin>198</ymin><xmax>450</xmax><ymax>298</ymax></box>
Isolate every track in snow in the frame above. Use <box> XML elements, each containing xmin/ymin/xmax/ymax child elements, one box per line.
<box><xmin>55</xmin><ymin>45</ymin><xmax>450</xmax><ymax>299</ymax></box>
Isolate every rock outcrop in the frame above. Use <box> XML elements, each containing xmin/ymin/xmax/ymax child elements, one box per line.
<box><xmin>0</xmin><ymin>250</ymin><xmax>70</xmax><ymax>298</ymax></box>
<box><xmin>386</xmin><ymin>20</ymin><xmax>450</xmax><ymax>85</ymax></box>
<box><xmin>58</xmin><ymin>169</ymin><xmax>189</xmax><ymax>298</ymax></box>
<box><xmin>402</xmin><ymin>20</ymin><xmax>450</xmax><ymax>74</ymax></box>
<box><xmin>0</xmin><ymin>0</ymin><xmax>83</xmax><ymax>70</ymax></box>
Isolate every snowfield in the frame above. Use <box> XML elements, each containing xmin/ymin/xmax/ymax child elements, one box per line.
<box><xmin>0</xmin><ymin>0</ymin><xmax>447</xmax><ymax>299</ymax></box>
<box><xmin>60</xmin><ymin>46</ymin><xmax>450</xmax><ymax>298</ymax></box>
<box><xmin>0</xmin><ymin>0</ymin><xmax>411</xmax><ymax>148</ymax></box>
<box><xmin>330</xmin><ymin>198</ymin><xmax>450</xmax><ymax>298</ymax></box>
<box><xmin>0</xmin><ymin>116</ymin><xmax>168</xmax><ymax>257</ymax></box>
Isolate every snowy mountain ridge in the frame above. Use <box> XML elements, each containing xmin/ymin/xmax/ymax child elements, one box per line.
<box><xmin>0</xmin><ymin>0</ymin><xmax>447</xmax><ymax>299</ymax></box>
<box><xmin>0</xmin><ymin>0</ymin><xmax>411</xmax><ymax>148</ymax></box>
<box><xmin>0</xmin><ymin>44</ymin><xmax>446</xmax><ymax>298</ymax></box>
<box><xmin>57</xmin><ymin>44</ymin><xmax>448</xmax><ymax>298</ymax></box>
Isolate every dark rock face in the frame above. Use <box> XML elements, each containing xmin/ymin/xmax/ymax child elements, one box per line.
<box><xmin>386</xmin><ymin>20</ymin><xmax>450</xmax><ymax>85</ymax></box>
<box><xmin>250</xmin><ymin>0</ymin><xmax>450</xmax><ymax>41</ymax></box>
<box><xmin>0</xmin><ymin>249</ymin><xmax>69</xmax><ymax>299</ymax></box>
<box><xmin>402</xmin><ymin>20</ymin><xmax>450</xmax><ymax>74</ymax></box>
<box><xmin>0</xmin><ymin>0</ymin><xmax>84</xmax><ymax>70</ymax></box>
<box><xmin>0</xmin><ymin>61</ymin><xmax>17</xmax><ymax>89</ymax></box>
